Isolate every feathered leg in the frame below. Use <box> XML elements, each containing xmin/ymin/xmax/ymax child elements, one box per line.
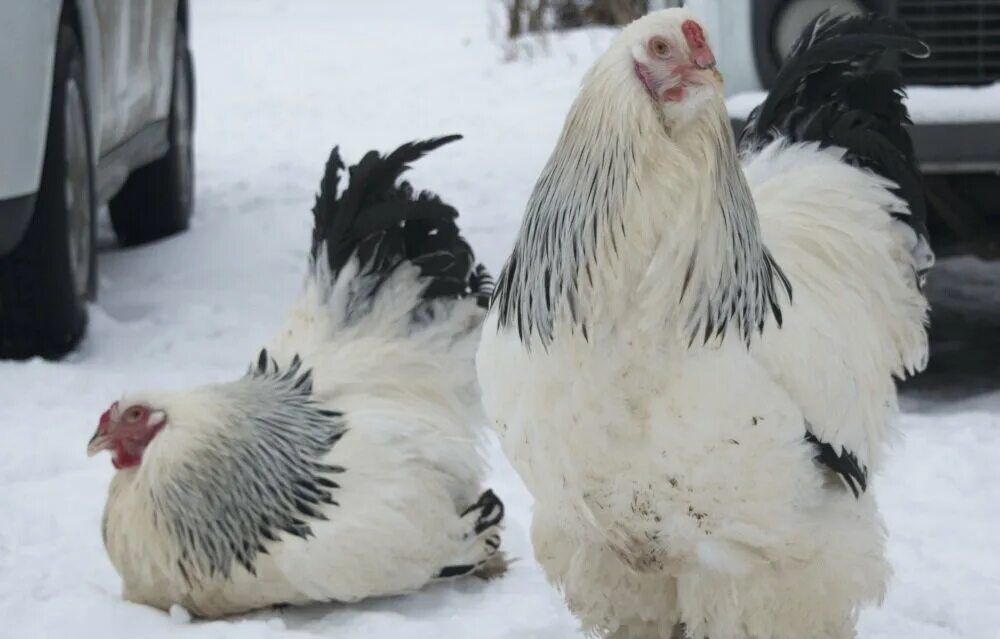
<box><xmin>532</xmin><ymin>505</ymin><xmax>682</xmax><ymax>639</ymax></box>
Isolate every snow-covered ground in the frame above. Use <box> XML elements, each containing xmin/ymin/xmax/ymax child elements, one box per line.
<box><xmin>2</xmin><ymin>1</ymin><xmax>999</xmax><ymax>637</ymax></box>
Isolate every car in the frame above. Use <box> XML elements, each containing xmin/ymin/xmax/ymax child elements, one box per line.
<box><xmin>0</xmin><ymin>1</ymin><xmax>195</xmax><ymax>360</ymax></box>
<box><xmin>688</xmin><ymin>0</ymin><xmax>1000</xmax><ymax>259</ymax></box>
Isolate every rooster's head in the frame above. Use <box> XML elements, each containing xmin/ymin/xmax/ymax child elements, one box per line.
<box><xmin>609</xmin><ymin>9</ymin><xmax>724</xmax><ymax>127</ymax></box>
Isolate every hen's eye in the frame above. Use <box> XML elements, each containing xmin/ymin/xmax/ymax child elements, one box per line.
<box><xmin>125</xmin><ymin>407</ymin><xmax>144</xmax><ymax>422</ymax></box>
<box><xmin>650</xmin><ymin>37</ymin><xmax>671</xmax><ymax>58</ymax></box>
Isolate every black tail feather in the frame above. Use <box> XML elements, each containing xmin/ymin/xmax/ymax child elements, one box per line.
<box><xmin>309</xmin><ymin>135</ymin><xmax>492</xmax><ymax>309</ymax></box>
<box><xmin>739</xmin><ymin>13</ymin><xmax>930</xmax><ymax>241</ymax></box>
<box><xmin>469</xmin><ymin>264</ymin><xmax>495</xmax><ymax>310</ymax></box>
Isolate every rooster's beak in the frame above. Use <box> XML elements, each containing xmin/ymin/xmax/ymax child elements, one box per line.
<box><xmin>87</xmin><ymin>431</ymin><xmax>112</xmax><ymax>457</ymax></box>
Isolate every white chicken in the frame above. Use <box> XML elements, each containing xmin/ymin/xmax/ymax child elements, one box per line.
<box><xmin>88</xmin><ymin>135</ymin><xmax>505</xmax><ymax>617</ymax></box>
<box><xmin>477</xmin><ymin>10</ymin><xmax>930</xmax><ymax>639</ymax></box>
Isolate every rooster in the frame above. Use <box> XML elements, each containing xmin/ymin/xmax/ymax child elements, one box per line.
<box><xmin>477</xmin><ymin>10</ymin><xmax>929</xmax><ymax>639</ymax></box>
<box><xmin>87</xmin><ymin>135</ymin><xmax>505</xmax><ymax>618</ymax></box>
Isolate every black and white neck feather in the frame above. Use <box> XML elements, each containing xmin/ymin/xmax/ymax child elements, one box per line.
<box><xmin>117</xmin><ymin>351</ymin><xmax>348</xmax><ymax>586</ymax></box>
<box><xmin>676</xmin><ymin>107</ymin><xmax>792</xmax><ymax>346</ymax></box>
<box><xmin>492</xmin><ymin>50</ymin><xmax>790</xmax><ymax>349</ymax></box>
<box><xmin>492</xmin><ymin>71</ymin><xmax>640</xmax><ymax>347</ymax></box>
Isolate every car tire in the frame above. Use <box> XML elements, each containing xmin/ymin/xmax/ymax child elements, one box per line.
<box><xmin>109</xmin><ymin>24</ymin><xmax>195</xmax><ymax>247</ymax></box>
<box><xmin>0</xmin><ymin>25</ymin><xmax>96</xmax><ymax>360</ymax></box>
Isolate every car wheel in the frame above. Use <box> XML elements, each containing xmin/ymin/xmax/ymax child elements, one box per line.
<box><xmin>109</xmin><ymin>24</ymin><xmax>195</xmax><ymax>246</ymax></box>
<box><xmin>0</xmin><ymin>25</ymin><xmax>96</xmax><ymax>360</ymax></box>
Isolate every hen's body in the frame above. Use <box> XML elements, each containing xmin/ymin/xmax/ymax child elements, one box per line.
<box><xmin>99</xmin><ymin>137</ymin><xmax>503</xmax><ymax>617</ymax></box>
<box><xmin>478</xmin><ymin>11</ymin><xmax>928</xmax><ymax>638</ymax></box>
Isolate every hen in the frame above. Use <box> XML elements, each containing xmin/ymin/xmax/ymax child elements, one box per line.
<box><xmin>477</xmin><ymin>10</ymin><xmax>929</xmax><ymax>639</ymax></box>
<box><xmin>88</xmin><ymin>135</ymin><xmax>505</xmax><ymax>617</ymax></box>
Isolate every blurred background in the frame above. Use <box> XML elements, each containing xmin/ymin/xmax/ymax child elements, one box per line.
<box><xmin>0</xmin><ymin>1</ymin><xmax>997</xmax><ymax>638</ymax></box>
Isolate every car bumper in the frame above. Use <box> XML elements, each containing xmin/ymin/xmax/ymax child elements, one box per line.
<box><xmin>907</xmin><ymin>122</ymin><xmax>1000</xmax><ymax>174</ymax></box>
<box><xmin>0</xmin><ymin>193</ymin><xmax>37</xmax><ymax>256</ymax></box>
<box><xmin>727</xmin><ymin>84</ymin><xmax>1000</xmax><ymax>174</ymax></box>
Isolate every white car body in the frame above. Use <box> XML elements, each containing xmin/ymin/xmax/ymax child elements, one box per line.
<box><xmin>0</xmin><ymin>0</ymin><xmax>184</xmax><ymax>253</ymax></box>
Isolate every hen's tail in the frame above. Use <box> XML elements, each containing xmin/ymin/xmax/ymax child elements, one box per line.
<box><xmin>738</xmin><ymin>13</ymin><xmax>933</xmax><ymax>277</ymax></box>
<box><xmin>309</xmin><ymin>135</ymin><xmax>492</xmax><ymax>321</ymax></box>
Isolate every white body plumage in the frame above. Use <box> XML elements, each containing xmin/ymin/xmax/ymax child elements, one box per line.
<box><xmin>103</xmin><ymin>261</ymin><xmax>498</xmax><ymax>617</ymax></box>
<box><xmin>477</xmin><ymin>10</ymin><xmax>928</xmax><ymax>638</ymax></box>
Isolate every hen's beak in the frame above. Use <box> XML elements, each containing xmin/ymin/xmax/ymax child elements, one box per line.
<box><xmin>89</xmin><ymin>403</ymin><xmax>116</xmax><ymax>457</ymax></box>
<box><xmin>87</xmin><ymin>431</ymin><xmax>112</xmax><ymax>457</ymax></box>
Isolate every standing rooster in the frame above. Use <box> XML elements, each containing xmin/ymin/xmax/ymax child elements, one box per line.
<box><xmin>478</xmin><ymin>9</ymin><xmax>929</xmax><ymax>639</ymax></box>
<box><xmin>88</xmin><ymin>135</ymin><xmax>505</xmax><ymax>617</ymax></box>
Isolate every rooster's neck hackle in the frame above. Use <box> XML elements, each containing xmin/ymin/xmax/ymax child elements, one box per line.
<box><xmin>491</xmin><ymin>69</ymin><xmax>647</xmax><ymax>348</ymax></box>
<box><xmin>493</xmin><ymin>81</ymin><xmax>790</xmax><ymax>348</ymax></box>
<box><xmin>662</xmin><ymin>98</ymin><xmax>792</xmax><ymax>345</ymax></box>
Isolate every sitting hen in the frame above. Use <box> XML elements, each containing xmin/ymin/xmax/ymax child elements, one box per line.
<box><xmin>478</xmin><ymin>9</ymin><xmax>929</xmax><ymax>639</ymax></box>
<box><xmin>88</xmin><ymin>135</ymin><xmax>504</xmax><ymax>617</ymax></box>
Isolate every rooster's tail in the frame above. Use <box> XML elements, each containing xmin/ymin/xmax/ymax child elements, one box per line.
<box><xmin>739</xmin><ymin>13</ymin><xmax>933</xmax><ymax>278</ymax></box>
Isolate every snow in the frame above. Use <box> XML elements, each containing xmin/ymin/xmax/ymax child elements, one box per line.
<box><xmin>727</xmin><ymin>83</ymin><xmax>1000</xmax><ymax>124</ymax></box>
<box><xmin>1</xmin><ymin>1</ymin><xmax>998</xmax><ymax>637</ymax></box>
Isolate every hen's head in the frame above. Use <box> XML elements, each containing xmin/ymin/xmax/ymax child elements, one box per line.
<box><xmin>87</xmin><ymin>398</ymin><xmax>169</xmax><ymax>470</ymax></box>
<box><xmin>602</xmin><ymin>9</ymin><xmax>723</xmax><ymax>127</ymax></box>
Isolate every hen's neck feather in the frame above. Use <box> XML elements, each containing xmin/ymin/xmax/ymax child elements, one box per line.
<box><xmin>493</xmin><ymin>84</ymin><xmax>789</xmax><ymax>348</ymax></box>
<box><xmin>104</xmin><ymin>357</ymin><xmax>347</xmax><ymax>589</ymax></box>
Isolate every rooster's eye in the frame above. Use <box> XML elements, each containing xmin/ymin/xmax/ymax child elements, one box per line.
<box><xmin>125</xmin><ymin>407</ymin><xmax>144</xmax><ymax>423</ymax></box>
<box><xmin>649</xmin><ymin>37</ymin><xmax>671</xmax><ymax>59</ymax></box>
